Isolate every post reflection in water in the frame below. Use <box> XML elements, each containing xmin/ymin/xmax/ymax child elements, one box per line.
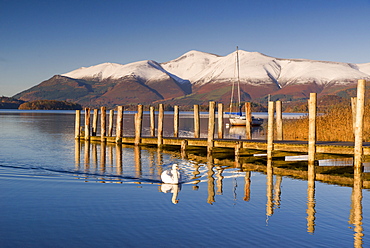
<box><xmin>75</xmin><ymin>140</ymin><xmax>81</xmax><ymax>171</ymax></box>
<box><xmin>215</xmin><ymin>166</ymin><xmax>224</xmax><ymax>195</ymax></box>
<box><xmin>349</xmin><ymin>167</ymin><xmax>364</xmax><ymax>248</ymax></box>
<box><xmin>108</xmin><ymin>145</ymin><xmax>114</xmax><ymax>169</ymax></box>
<box><xmin>134</xmin><ymin>146</ymin><xmax>141</xmax><ymax>179</ymax></box>
<box><xmin>156</xmin><ymin>148</ymin><xmax>163</xmax><ymax>177</ymax></box>
<box><xmin>244</xmin><ymin>171</ymin><xmax>251</xmax><ymax>202</ymax></box>
<box><xmin>71</xmin><ymin>139</ymin><xmax>370</xmax><ymax>246</ymax></box>
<box><xmin>273</xmin><ymin>175</ymin><xmax>282</xmax><ymax>209</ymax></box>
<box><xmin>266</xmin><ymin>159</ymin><xmax>274</xmax><ymax>218</ymax></box>
<box><xmin>84</xmin><ymin>140</ymin><xmax>90</xmax><ymax>173</ymax></box>
<box><xmin>307</xmin><ymin>161</ymin><xmax>316</xmax><ymax>234</ymax></box>
<box><xmin>92</xmin><ymin>143</ymin><xmax>98</xmax><ymax>171</ymax></box>
<box><xmin>265</xmin><ymin>159</ymin><xmax>283</xmax><ymax>222</ymax></box>
<box><xmin>149</xmin><ymin>150</ymin><xmax>155</xmax><ymax>179</ymax></box>
<box><xmin>207</xmin><ymin>153</ymin><xmax>215</xmax><ymax>205</ymax></box>
<box><xmin>192</xmin><ymin>163</ymin><xmax>201</xmax><ymax>190</ymax></box>
<box><xmin>116</xmin><ymin>144</ymin><xmax>122</xmax><ymax>176</ymax></box>
<box><xmin>100</xmin><ymin>142</ymin><xmax>106</xmax><ymax>174</ymax></box>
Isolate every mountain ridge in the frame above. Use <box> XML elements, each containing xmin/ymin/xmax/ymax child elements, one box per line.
<box><xmin>14</xmin><ymin>49</ymin><xmax>370</xmax><ymax>108</ymax></box>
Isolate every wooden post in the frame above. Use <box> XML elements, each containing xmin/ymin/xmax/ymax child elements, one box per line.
<box><xmin>108</xmin><ymin>109</ymin><xmax>114</xmax><ymax>136</ymax></box>
<box><xmin>267</xmin><ymin>101</ymin><xmax>275</xmax><ymax>160</ymax></box>
<box><xmin>150</xmin><ymin>106</ymin><xmax>155</xmax><ymax>137</ymax></box>
<box><xmin>92</xmin><ymin>109</ymin><xmax>99</xmax><ymax>136</ymax></box>
<box><xmin>207</xmin><ymin>101</ymin><xmax>216</xmax><ymax>153</ymax></box>
<box><xmin>157</xmin><ymin>104</ymin><xmax>164</xmax><ymax>147</ymax></box>
<box><xmin>100</xmin><ymin>106</ymin><xmax>106</xmax><ymax>142</ymax></box>
<box><xmin>351</xmin><ymin>97</ymin><xmax>357</xmax><ymax>138</ymax></box>
<box><xmin>354</xmin><ymin>79</ymin><xmax>366</xmax><ymax>169</ymax></box>
<box><xmin>218</xmin><ymin>103</ymin><xmax>224</xmax><ymax>139</ymax></box>
<box><xmin>245</xmin><ymin>102</ymin><xmax>252</xmax><ymax>139</ymax></box>
<box><xmin>308</xmin><ymin>93</ymin><xmax>317</xmax><ymax>164</ymax></box>
<box><xmin>194</xmin><ymin>104</ymin><xmax>200</xmax><ymax>138</ymax></box>
<box><xmin>84</xmin><ymin>108</ymin><xmax>91</xmax><ymax>141</ymax></box>
<box><xmin>174</xmin><ymin>105</ymin><xmax>179</xmax><ymax>137</ymax></box>
<box><xmin>116</xmin><ymin>106</ymin><xmax>123</xmax><ymax>143</ymax></box>
<box><xmin>135</xmin><ymin>105</ymin><xmax>143</xmax><ymax>146</ymax></box>
<box><xmin>75</xmin><ymin>110</ymin><xmax>81</xmax><ymax>139</ymax></box>
<box><xmin>276</xmin><ymin>100</ymin><xmax>283</xmax><ymax>140</ymax></box>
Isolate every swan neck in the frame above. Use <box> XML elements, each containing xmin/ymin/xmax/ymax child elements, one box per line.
<box><xmin>172</xmin><ymin>168</ymin><xmax>179</xmax><ymax>183</ymax></box>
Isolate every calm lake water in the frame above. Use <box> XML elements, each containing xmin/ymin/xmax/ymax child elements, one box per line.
<box><xmin>0</xmin><ymin>110</ymin><xmax>369</xmax><ymax>247</ymax></box>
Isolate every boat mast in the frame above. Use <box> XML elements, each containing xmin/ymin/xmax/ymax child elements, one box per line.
<box><xmin>236</xmin><ymin>46</ymin><xmax>242</xmax><ymax>116</ymax></box>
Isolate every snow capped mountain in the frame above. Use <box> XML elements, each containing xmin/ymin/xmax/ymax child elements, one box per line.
<box><xmin>276</xmin><ymin>59</ymin><xmax>369</xmax><ymax>87</ymax></box>
<box><xmin>191</xmin><ymin>51</ymin><xmax>281</xmax><ymax>86</ymax></box>
<box><xmin>62</xmin><ymin>60</ymin><xmax>177</xmax><ymax>83</ymax></box>
<box><xmin>161</xmin><ymin>50</ymin><xmax>220</xmax><ymax>81</ymax></box>
<box><xmin>62</xmin><ymin>50</ymin><xmax>370</xmax><ymax>88</ymax></box>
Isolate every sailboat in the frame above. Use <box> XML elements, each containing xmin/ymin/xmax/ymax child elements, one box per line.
<box><xmin>228</xmin><ymin>47</ymin><xmax>263</xmax><ymax>126</ymax></box>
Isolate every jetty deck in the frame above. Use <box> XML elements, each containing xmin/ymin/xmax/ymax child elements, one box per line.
<box><xmin>84</xmin><ymin>135</ymin><xmax>370</xmax><ymax>156</ymax></box>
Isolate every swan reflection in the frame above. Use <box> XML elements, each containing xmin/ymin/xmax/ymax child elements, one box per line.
<box><xmin>161</xmin><ymin>183</ymin><xmax>181</xmax><ymax>204</ymax></box>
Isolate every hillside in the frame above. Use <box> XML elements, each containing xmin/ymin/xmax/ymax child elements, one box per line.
<box><xmin>13</xmin><ymin>49</ymin><xmax>370</xmax><ymax>108</ymax></box>
<box><xmin>0</xmin><ymin>97</ymin><xmax>25</xmax><ymax>109</ymax></box>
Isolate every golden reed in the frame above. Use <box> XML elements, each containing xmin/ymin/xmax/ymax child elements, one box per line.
<box><xmin>282</xmin><ymin>105</ymin><xmax>370</xmax><ymax>142</ymax></box>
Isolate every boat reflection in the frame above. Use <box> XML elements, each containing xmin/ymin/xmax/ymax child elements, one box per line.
<box><xmin>76</xmin><ymin>141</ymin><xmax>366</xmax><ymax>246</ymax></box>
<box><xmin>227</xmin><ymin>126</ymin><xmax>264</xmax><ymax>139</ymax></box>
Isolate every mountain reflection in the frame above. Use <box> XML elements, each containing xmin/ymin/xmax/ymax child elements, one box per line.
<box><xmin>76</xmin><ymin>140</ymin><xmax>366</xmax><ymax>247</ymax></box>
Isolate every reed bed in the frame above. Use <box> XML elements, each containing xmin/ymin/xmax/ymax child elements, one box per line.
<box><xmin>282</xmin><ymin>105</ymin><xmax>370</xmax><ymax>142</ymax></box>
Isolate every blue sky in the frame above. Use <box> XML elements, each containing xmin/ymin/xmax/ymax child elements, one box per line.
<box><xmin>1</xmin><ymin>0</ymin><xmax>370</xmax><ymax>96</ymax></box>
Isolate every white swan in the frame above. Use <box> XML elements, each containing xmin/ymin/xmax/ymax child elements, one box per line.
<box><xmin>161</xmin><ymin>164</ymin><xmax>181</xmax><ymax>184</ymax></box>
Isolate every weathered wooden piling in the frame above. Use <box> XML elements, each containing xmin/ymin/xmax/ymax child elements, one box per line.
<box><xmin>218</xmin><ymin>103</ymin><xmax>224</xmax><ymax>139</ymax></box>
<box><xmin>157</xmin><ymin>104</ymin><xmax>164</xmax><ymax>147</ymax></box>
<box><xmin>116</xmin><ymin>106</ymin><xmax>123</xmax><ymax>143</ymax></box>
<box><xmin>84</xmin><ymin>108</ymin><xmax>91</xmax><ymax>140</ymax></box>
<box><xmin>194</xmin><ymin>104</ymin><xmax>200</xmax><ymax>138</ymax></box>
<box><xmin>150</xmin><ymin>106</ymin><xmax>155</xmax><ymax>137</ymax></box>
<box><xmin>174</xmin><ymin>105</ymin><xmax>179</xmax><ymax>137</ymax></box>
<box><xmin>108</xmin><ymin>109</ymin><xmax>114</xmax><ymax>136</ymax></box>
<box><xmin>276</xmin><ymin>101</ymin><xmax>283</xmax><ymax>141</ymax></box>
<box><xmin>351</xmin><ymin>97</ymin><xmax>357</xmax><ymax>137</ymax></box>
<box><xmin>308</xmin><ymin>93</ymin><xmax>317</xmax><ymax>164</ymax></box>
<box><xmin>207</xmin><ymin>101</ymin><xmax>215</xmax><ymax>153</ymax></box>
<box><xmin>354</xmin><ymin>79</ymin><xmax>366</xmax><ymax>169</ymax></box>
<box><xmin>75</xmin><ymin>110</ymin><xmax>81</xmax><ymax>139</ymax></box>
<box><xmin>245</xmin><ymin>102</ymin><xmax>252</xmax><ymax>140</ymax></box>
<box><xmin>92</xmin><ymin>109</ymin><xmax>99</xmax><ymax>136</ymax></box>
<box><xmin>135</xmin><ymin>105</ymin><xmax>143</xmax><ymax>146</ymax></box>
<box><xmin>267</xmin><ymin>101</ymin><xmax>275</xmax><ymax>159</ymax></box>
<box><xmin>100</xmin><ymin>107</ymin><xmax>106</xmax><ymax>142</ymax></box>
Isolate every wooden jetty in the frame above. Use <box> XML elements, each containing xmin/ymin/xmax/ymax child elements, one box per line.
<box><xmin>75</xmin><ymin>79</ymin><xmax>369</xmax><ymax>167</ymax></box>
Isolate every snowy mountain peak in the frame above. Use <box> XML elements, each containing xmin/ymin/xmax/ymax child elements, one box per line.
<box><xmin>62</xmin><ymin>60</ymin><xmax>174</xmax><ymax>82</ymax></box>
<box><xmin>61</xmin><ymin>49</ymin><xmax>370</xmax><ymax>88</ymax></box>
